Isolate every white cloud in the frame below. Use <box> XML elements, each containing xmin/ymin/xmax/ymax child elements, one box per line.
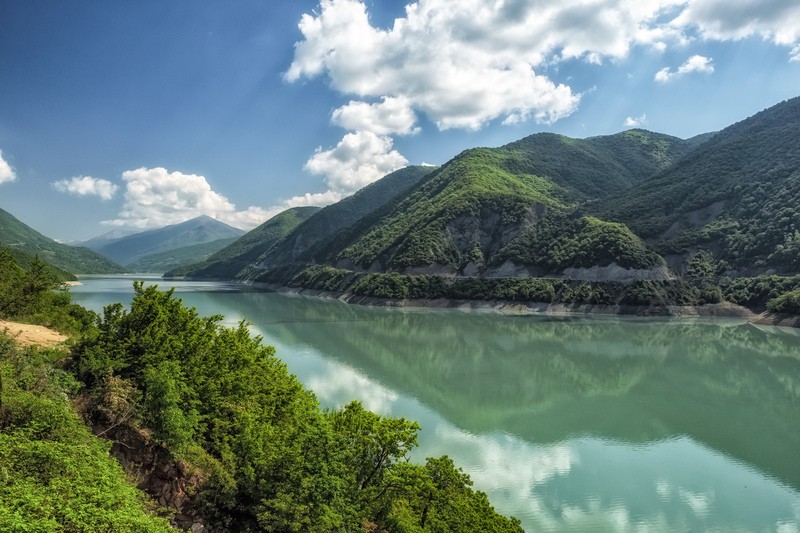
<box><xmin>104</xmin><ymin>167</ymin><xmax>270</xmax><ymax>229</ymax></box>
<box><xmin>655</xmin><ymin>55</ymin><xmax>714</xmax><ymax>82</ymax></box>
<box><xmin>624</xmin><ymin>113</ymin><xmax>648</xmax><ymax>127</ymax></box>
<box><xmin>285</xmin><ymin>190</ymin><xmax>344</xmax><ymax>208</ymax></box>
<box><xmin>286</xmin><ymin>0</ymin><xmax>583</xmax><ymax>131</ymax></box>
<box><xmin>304</xmin><ymin>130</ymin><xmax>408</xmax><ymax>193</ymax></box>
<box><xmin>53</xmin><ymin>176</ymin><xmax>118</xmax><ymax>200</ymax></box>
<box><xmin>0</xmin><ymin>150</ymin><xmax>16</xmax><ymax>185</ymax></box>
<box><xmin>332</xmin><ymin>96</ymin><xmax>419</xmax><ymax>136</ymax></box>
<box><xmin>673</xmin><ymin>0</ymin><xmax>800</xmax><ymax>48</ymax></box>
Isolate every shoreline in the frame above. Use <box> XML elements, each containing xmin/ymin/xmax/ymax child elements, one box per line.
<box><xmin>265</xmin><ymin>284</ymin><xmax>763</xmax><ymax>319</ymax></box>
<box><xmin>165</xmin><ymin>277</ymin><xmax>799</xmax><ymax>327</ymax></box>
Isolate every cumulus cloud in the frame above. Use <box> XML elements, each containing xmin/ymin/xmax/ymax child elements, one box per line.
<box><xmin>655</xmin><ymin>54</ymin><xmax>715</xmax><ymax>82</ymax></box>
<box><xmin>673</xmin><ymin>0</ymin><xmax>800</xmax><ymax>48</ymax></box>
<box><xmin>304</xmin><ymin>130</ymin><xmax>408</xmax><ymax>193</ymax></box>
<box><xmin>53</xmin><ymin>176</ymin><xmax>118</xmax><ymax>200</ymax></box>
<box><xmin>104</xmin><ymin>167</ymin><xmax>270</xmax><ymax>229</ymax></box>
<box><xmin>624</xmin><ymin>113</ymin><xmax>648</xmax><ymax>127</ymax></box>
<box><xmin>0</xmin><ymin>150</ymin><xmax>16</xmax><ymax>185</ymax></box>
<box><xmin>332</xmin><ymin>96</ymin><xmax>419</xmax><ymax>136</ymax></box>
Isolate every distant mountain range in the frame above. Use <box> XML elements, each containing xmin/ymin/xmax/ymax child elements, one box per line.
<box><xmin>84</xmin><ymin>215</ymin><xmax>245</xmax><ymax>270</ymax></box>
<box><xmin>168</xmin><ymin>96</ymin><xmax>800</xmax><ymax>312</ymax></box>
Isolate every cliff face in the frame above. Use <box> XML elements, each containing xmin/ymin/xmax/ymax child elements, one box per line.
<box><xmin>95</xmin><ymin>422</ymin><xmax>207</xmax><ymax>532</ymax></box>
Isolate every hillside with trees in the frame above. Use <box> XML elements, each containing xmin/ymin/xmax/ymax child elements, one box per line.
<box><xmin>604</xmin><ymin>96</ymin><xmax>800</xmax><ymax>274</ymax></box>
<box><xmin>0</xmin><ymin>208</ymin><xmax>123</xmax><ymax>274</ymax></box>
<box><xmin>0</xmin><ymin>248</ymin><xmax>522</xmax><ymax>530</ymax></box>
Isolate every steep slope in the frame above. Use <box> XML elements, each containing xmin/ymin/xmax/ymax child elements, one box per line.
<box><xmin>165</xmin><ymin>206</ymin><xmax>320</xmax><ymax>279</ymax></box>
<box><xmin>245</xmin><ymin>166</ymin><xmax>434</xmax><ymax>275</ymax></box>
<box><xmin>0</xmin><ymin>243</ymin><xmax>77</xmax><ymax>282</ymax></box>
<box><xmin>124</xmin><ymin>237</ymin><xmax>240</xmax><ymax>273</ymax></box>
<box><xmin>92</xmin><ymin>215</ymin><xmax>245</xmax><ymax>266</ymax></box>
<box><xmin>293</xmin><ymin>131</ymin><xmax>681</xmax><ymax>279</ymax></box>
<box><xmin>0</xmin><ymin>207</ymin><xmax>123</xmax><ymax>274</ymax></box>
<box><xmin>604</xmin><ymin>96</ymin><xmax>800</xmax><ymax>274</ymax></box>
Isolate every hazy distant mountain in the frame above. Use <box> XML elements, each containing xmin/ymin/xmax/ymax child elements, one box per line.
<box><xmin>124</xmin><ymin>237</ymin><xmax>241</xmax><ymax>273</ymax></box>
<box><xmin>91</xmin><ymin>215</ymin><xmax>245</xmax><ymax>266</ymax></box>
<box><xmin>79</xmin><ymin>228</ymin><xmax>139</xmax><ymax>249</ymax></box>
<box><xmin>165</xmin><ymin>206</ymin><xmax>320</xmax><ymax>279</ymax></box>
<box><xmin>0</xmin><ymin>207</ymin><xmax>123</xmax><ymax>274</ymax></box>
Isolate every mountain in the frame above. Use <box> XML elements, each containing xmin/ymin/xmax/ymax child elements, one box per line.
<box><xmin>0</xmin><ymin>207</ymin><xmax>123</xmax><ymax>274</ymax></box>
<box><xmin>123</xmin><ymin>237</ymin><xmax>240</xmax><ymax>273</ymax></box>
<box><xmin>162</xmin><ymin>97</ymin><xmax>800</xmax><ymax>313</ymax></box>
<box><xmin>165</xmin><ymin>206</ymin><xmax>320</xmax><ymax>279</ymax></box>
<box><xmin>78</xmin><ymin>228</ymin><xmax>138</xmax><ymax>249</ymax></box>
<box><xmin>90</xmin><ymin>215</ymin><xmax>245</xmax><ymax>266</ymax></box>
<box><xmin>241</xmin><ymin>165</ymin><xmax>435</xmax><ymax>274</ymax></box>
<box><xmin>0</xmin><ymin>243</ymin><xmax>77</xmax><ymax>282</ymax></box>
<box><xmin>604</xmin><ymin>96</ymin><xmax>800</xmax><ymax>274</ymax></box>
<box><xmin>258</xmin><ymin>130</ymin><xmax>688</xmax><ymax>280</ymax></box>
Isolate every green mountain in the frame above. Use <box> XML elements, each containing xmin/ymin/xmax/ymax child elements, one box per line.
<box><xmin>0</xmin><ymin>243</ymin><xmax>77</xmax><ymax>282</ymax></box>
<box><xmin>165</xmin><ymin>206</ymin><xmax>320</xmax><ymax>279</ymax></box>
<box><xmin>242</xmin><ymin>165</ymin><xmax>435</xmax><ymax>275</ymax></box>
<box><xmin>123</xmin><ymin>237</ymin><xmax>240</xmax><ymax>273</ymax></box>
<box><xmin>603</xmin><ymin>96</ymin><xmax>800</xmax><ymax>275</ymax></box>
<box><xmin>603</xmin><ymin>98</ymin><xmax>800</xmax><ymax>275</ymax></box>
<box><xmin>0</xmin><ymin>207</ymin><xmax>123</xmax><ymax>274</ymax></box>
<box><xmin>90</xmin><ymin>215</ymin><xmax>245</xmax><ymax>266</ymax></box>
<box><xmin>285</xmin><ymin>131</ymin><xmax>687</xmax><ymax>279</ymax></box>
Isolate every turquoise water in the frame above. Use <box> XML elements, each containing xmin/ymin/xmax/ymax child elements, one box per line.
<box><xmin>71</xmin><ymin>275</ymin><xmax>800</xmax><ymax>532</ymax></box>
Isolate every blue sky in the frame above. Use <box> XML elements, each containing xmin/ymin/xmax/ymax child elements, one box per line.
<box><xmin>1</xmin><ymin>0</ymin><xmax>799</xmax><ymax>241</ymax></box>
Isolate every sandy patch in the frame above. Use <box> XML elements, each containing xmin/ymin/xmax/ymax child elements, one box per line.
<box><xmin>0</xmin><ymin>320</ymin><xmax>69</xmax><ymax>348</ymax></box>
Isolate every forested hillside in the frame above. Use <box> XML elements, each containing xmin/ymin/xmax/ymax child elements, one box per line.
<box><xmin>0</xmin><ymin>208</ymin><xmax>123</xmax><ymax>274</ymax></box>
<box><xmin>160</xmin><ymin>97</ymin><xmax>800</xmax><ymax>316</ymax></box>
<box><xmin>604</xmin><ymin>96</ymin><xmax>800</xmax><ymax>274</ymax></box>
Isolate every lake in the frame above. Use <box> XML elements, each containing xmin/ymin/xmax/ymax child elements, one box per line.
<box><xmin>71</xmin><ymin>275</ymin><xmax>800</xmax><ymax>532</ymax></box>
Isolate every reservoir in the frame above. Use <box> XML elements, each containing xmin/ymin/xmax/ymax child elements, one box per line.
<box><xmin>71</xmin><ymin>275</ymin><xmax>800</xmax><ymax>532</ymax></box>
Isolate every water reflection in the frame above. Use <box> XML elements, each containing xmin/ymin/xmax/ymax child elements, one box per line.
<box><xmin>71</xmin><ymin>280</ymin><xmax>800</xmax><ymax>531</ymax></box>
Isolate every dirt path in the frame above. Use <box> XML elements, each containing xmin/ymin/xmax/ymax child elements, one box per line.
<box><xmin>0</xmin><ymin>320</ymin><xmax>68</xmax><ymax>348</ymax></box>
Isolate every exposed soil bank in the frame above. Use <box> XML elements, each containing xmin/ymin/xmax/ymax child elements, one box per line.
<box><xmin>0</xmin><ymin>320</ymin><xmax>69</xmax><ymax>348</ymax></box>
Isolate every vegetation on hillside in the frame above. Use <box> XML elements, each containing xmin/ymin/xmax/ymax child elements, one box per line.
<box><xmin>70</xmin><ymin>284</ymin><xmax>523</xmax><ymax>531</ymax></box>
<box><xmin>165</xmin><ymin>206</ymin><xmax>320</xmax><ymax>279</ymax></box>
<box><xmin>0</xmin><ymin>207</ymin><xmax>123</xmax><ymax>274</ymax></box>
<box><xmin>605</xmin><ymin>97</ymin><xmax>800</xmax><ymax>273</ymax></box>
<box><xmin>92</xmin><ymin>215</ymin><xmax>244</xmax><ymax>266</ymax></box>
<box><xmin>245</xmin><ymin>166</ymin><xmax>434</xmax><ymax>274</ymax></box>
<box><xmin>0</xmin><ymin>334</ymin><xmax>173</xmax><ymax>531</ymax></box>
<box><xmin>0</xmin><ymin>249</ymin><xmax>95</xmax><ymax>335</ymax></box>
<box><xmin>494</xmin><ymin>214</ymin><xmax>665</xmax><ymax>272</ymax></box>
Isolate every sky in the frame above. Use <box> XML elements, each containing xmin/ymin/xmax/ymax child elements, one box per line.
<box><xmin>1</xmin><ymin>0</ymin><xmax>799</xmax><ymax>242</ymax></box>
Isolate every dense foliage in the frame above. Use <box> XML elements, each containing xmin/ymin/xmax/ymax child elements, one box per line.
<box><xmin>245</xmin><ymin>166</ymin><xmax>434</xmax><ymax>275</ymax></box>
<box><xmin>495</xmin><ymin>214</ymin><xmax>664</xmax><ymax>272</ymax></box>
<box><xmin>71</xmin><ymin>283</ymin><xmax>522</xmax><ymax>531</ymax></box>
<box><xmin>605</xmin><ymin>97</ymin><xmax>800</xmax><ymax>273</ymax></box>
<box><xmin>0</xmin><ymin>248</ymin><xmax>96</xmax><ymax>335</ymax></box>
<box><xmin>0</xmin><ymin>207</ymin><xmax>123</xmax><ymax>274</ymax></box>
<box><xmin>0</xmin><ymin>334</ymin><xmax>172</xmax><ymax>531</ymax></box>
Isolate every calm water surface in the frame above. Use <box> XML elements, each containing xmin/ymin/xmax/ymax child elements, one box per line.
<box><xmin>71</xmin><ymin>275</ymin><xmax>800</xmax><ymax>532</ymax></box>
